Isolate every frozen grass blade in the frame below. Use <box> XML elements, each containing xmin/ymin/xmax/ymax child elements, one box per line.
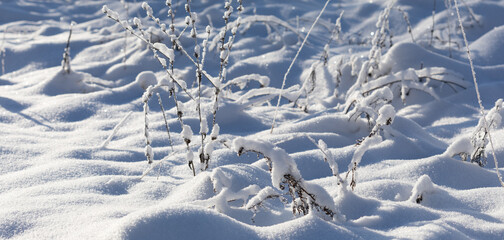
<box><xmin>99</xmin><ymin>111</ymin><xmax>133</xmax><ymax>149</ymax></box>
<box><xmin>121</xmin><ymin>0</ymin><xmax>129</xmax><ymax>66</ymax></box>
<box><xmin>430</xmin><ymin>0</ymin><xmax>436</xmax><ymax>46</ymax></box>
<box><xmin>140</xmin><ymin>152</ymin><xmax>176</xmax><ymax>180</ymax></box>
<box><xmin>271</xmin><ymin>0</ymin><xmax>331</xmax><ymax>133</ymax></box>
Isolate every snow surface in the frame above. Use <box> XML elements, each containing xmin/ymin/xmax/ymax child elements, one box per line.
<box><xmin>1</xmin><ymin>0</ymin><xmax>504</xmax><ymax>239</ymax></box>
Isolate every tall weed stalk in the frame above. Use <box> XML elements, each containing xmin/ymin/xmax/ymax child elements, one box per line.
<box><xmin>454</xmin><ymin>0</ymin><xmax>504</xmax><ymax>187</ymax></box>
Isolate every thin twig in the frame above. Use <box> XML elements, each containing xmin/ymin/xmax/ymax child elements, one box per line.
<box><xmin>430</xmin><ymin>0</ymin><xmax>436</xmax><ymax>46</ymax></box>
<box><xmin>62</xmin><ymin>22</ymin><xmax>75</xmax><ymax>74</ymax></box>
<box><xmin>271</xmin><ymin>0</ymin><xmax>332</xmax><ymax>133</ymax></box>
<box><xmin>99</xmin><ymin>111</ymin><xmax>133</xmax><ymax>149</ymax></box>
<box><xmin>1</xmin><ymin>27</ymin><xmax>7</xmax><ymax>75</ymax></box>
<box><xmin>157</xmin><ymin>94</ymin><xmax>175</xmax><ymax>152</ymax></box>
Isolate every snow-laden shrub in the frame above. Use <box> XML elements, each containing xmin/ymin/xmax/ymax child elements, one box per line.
<box><xmin>103</xmin><ymin>0</ymin><xmax>250</xmax><ymax>175</ymax></box>
<box><xmin>345</xmin><ymin>86</ymin><xmax>393</xmax><ymax>125</ymax></box>
<box><xmin>445</xmin><ymin>99</ymin><xmax>503</xmax><ymax>166</ymax></box>
<box><xmin>359</xmin><ymin>67</ymin><xmax>467</xmax><ymax>103</ymax></box>
<box><xmin>334</xmin><ymin>2</ymin><xmax>468</xmax><ymax>109</ymax></box>
<box><xmin>232</xmin><ymin>137</ymin><xmax>340</xmax><ymax>220</ymax></box>
<box><xmin>291</xmin><ymin>11</ymin><xmax>344</xmax><ymax>112</ymax></box>
<box><xmin>345</xmin><ymin>55</ymin><xmax>466</xmax><ymax>107</ymax></box>
<box><xmin>194</xmin><ymin>167</ymin><xmax>263</xmax><ymax>214</ymax></box>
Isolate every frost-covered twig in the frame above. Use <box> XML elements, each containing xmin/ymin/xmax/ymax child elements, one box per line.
<box><xmin>201</xmin><ymin>26</ymin><xmax>211</xmax><ymax>70</ymax></box>
<box><xmin>395</xmin><ymin>7</ymin><xmax>415</xmax><ymax>43</ymax></box>
<box><xmin>211</xmin><ymin>0</ymin><xmax>233</xmax><ymax>127</ymax></box>
<box><xmin>345</xmin><ymin>87</ymin><xmax>393</xmax><ymax>124</ymax></box>
<box><xmin>454</xmin><ymin>0</ymin><xmax>504</xmax><ymax>187</ymax></box>
<box><xmin>61</xmin><ymin>21</ymin><xmax>75</xmax><ymax>74</ymax></box>
<box><xmin>346</xmin><ymin>60</ymin><xmax>371</xmax><ymax>100</ymax></box>
<box><xmin>138</xmin><ymin>79</ymin><xmax>190</xmax><ymax>172</ymax></box>
<box><xmin>183</xmin><ymin>0</ymin><xmax>209</xmax><ymax>171</ymax></box>
<box><xmin>102</xmin><ymin>4</ymin><xmax>202</xmax><ymax>170</ymax></box>
<box><xmin>167</xmin><ymin>0</ymin><xmax>176</xmax><ymax>36</ymax></box>
<box><xmin>1</xmin><ymin>27</ymin><xmax>6</xmax><ymax>75</ymax></box>
<box><xmin>211</xmin><ymin>0</ymin><xmax>244</xmax><ymax>126</ymax></box>
<box><xmin>459</xmin><ymin>0</ymin><xmax>480</xmax><ymax>26</ymax></box>
<box><xmin>246</xmin><ymin>186</ymin><xmax>284</xmax><ymax>219</ymax></box>
<box><xmin>200</xmin><ymin>124</ymin><xmax>220</xmax><ymax>170</ymax></box>
<box><xmin>321</xmin><ymin>11</ymin><xmax>344</xmax><ymax>66</ymax></box>
<box><xmin>146</xmin><ymin>7</ymin><xmax>217</xmax><ymax>88</ymax></box>
<box><xmin>430</xmin><ymin>0</ymin><xmax>436</xmax><ymax>46</ymax></box>
<box><xmin>306</xmin><ymin>136</ymin><xmax>344</xmax><ymax>184</ymax></box>
<box><xmin>360</xmin><ymin>67</ymin><xmax>466</xmax><ymax>100</ymax></box>
<box><xmin>165</xmin><ymin>0</ymin><xmax>178</xmax><ymax>72</ymax></box>
<box><xmin>368</xmin><ymin>0</ymin><xmax>395</xmax><ymax>76</ymax></box>
<box><xmin>133</xmin><ymin>13</ymin><xmax>195</xmax><ymax>172</ymax></box>
<box><xmin>271</xmin><ymin>0</ymin><xmax>332</xmax><ymax>133</ymax></box>
<box><xmin>345</xmin><ymin>2</ymin><xmax>395</xmax><ymax>99</ymax></box>
<box><xmin>157</xmin><ymin>93</ymin><xmax>175</xmax><ymax>152</ymax></box>
<box><xmin>102</xmin><ymin>5</ymin><xmax>204</xmax><ymax>98</ymax></box>
<box><xmin>347</xmin><ymin>66</ymin><xmax>466</xmax><ymax>109</ymax></box>
<box><xmin>182</xmin><ymin>123</ymin><xmax>195</xmax><ymax>176</ymax></box>
<box><xmin>142</xmin><ymin>86</ymin><xmax>156</xmax><ymax>164</ymax></box>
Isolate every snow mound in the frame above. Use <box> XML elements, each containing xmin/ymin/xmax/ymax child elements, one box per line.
<box><xmin>34</xmin><ymin>69</ymin><xmax>104</xmax><ymax>96</ymax></box>
<box><xmin>113</xmin><ymin>205</ymin><xmax>259</xmax><ymax>240</ymax></box>
<box><xmin>408</xmin><ymin>174</ymin><xmax>436</xmax><ymax>204</ymax></box>
<box><xmin>470</xmin><ymin>25</ymin><xmax>504</xmax><ymax>66</ymax></box>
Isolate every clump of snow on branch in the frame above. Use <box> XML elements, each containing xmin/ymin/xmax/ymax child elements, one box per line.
<box><xmin>232</xmin><ymin>137</ymin><xmax>340</xmax><ymax>219</ymax></box>
<box><xmin>348</xmin><ymin>104</ymin><xmax>396</xmax><ymax>190</ymax></box>
<box><xmin>136</xmin><ymin>71</ymin><xmax>158</xmax><ymax>90</ymax></box>
<box><xmin>345</xmin><ymin>87</ymin><xmax>393</xmax><ymax>124</ymax></box>
<box><xmin>408</xmin><ymin>174</ymin><xmax>436</xmax><ymax>204</ymax></box>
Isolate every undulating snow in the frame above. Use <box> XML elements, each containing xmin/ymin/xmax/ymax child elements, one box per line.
<box><xmin>1</xmin><ymin>0</ymin><xmax>504</xmax><ymax>239</ymax></box>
